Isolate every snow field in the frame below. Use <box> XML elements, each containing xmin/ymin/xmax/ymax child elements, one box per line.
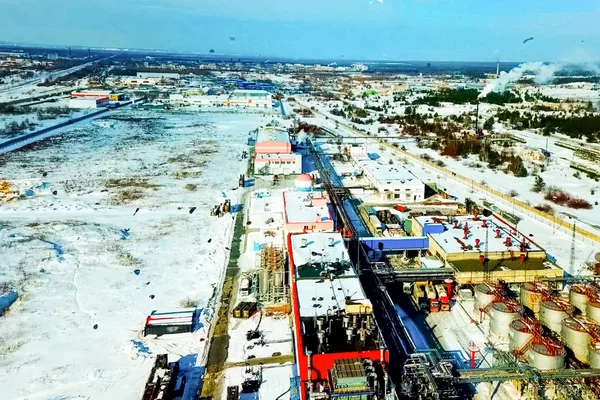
<box><xmin>0</xmin><ymin>109</ymin><xmax>270</xmax><ymax>400</ymax></box>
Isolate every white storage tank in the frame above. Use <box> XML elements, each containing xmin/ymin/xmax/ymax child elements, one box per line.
<box><xmin>527</xmin><ymin>342</ymin><xmax>566</xmax><ymax>370</ymax></box>
<box><xmin>509</xmin><ymin>319</ymin><xmax>535</xmax><ymax>354</ymax></box>
<box><xmin>490</xmin><ymin>301</ymin><xmax>522</xmax><ymax>340</ymax></box>
<box><xmin>588</xmin><ymin>343</ymin><xmax>600</xmax><ymax>369</ymax></box>
<box><xmin>474</xmin><ymin>283</ymin><xmax>496</xmax><ymax>318</ymax></box>
<box><xmin>520</xmin><ymin>282</ymin><xmax>544</xmax><ymax>315</ymax></box>
<box><xmin>561</xmin><ymin>317</ymin><xmax>591</xmax><ymax>363</ymax></box>
<box><xmin>295</xmin><ymin>174</ymin><xmax>313</xmax><ymax>192</ymax></box>
<box><xmin>569</xmin><ymin>284</ymin><xmax>589</xmax><ymax>316</ymax></box>
<box><xmin>587</xmin><ymin>301</ymin><xmax>600</xmax><ymax>324</ymax></box>
<box><xmin>540</xmin><ymin>299</ymin><xmax>574</xmax><ymax>334</ymax></box>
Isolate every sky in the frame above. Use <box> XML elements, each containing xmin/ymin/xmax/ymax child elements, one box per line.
<box><xmin>0</xmin><ymin>0</ymin><xmax>599</xmax><ymax>62</ymax></box>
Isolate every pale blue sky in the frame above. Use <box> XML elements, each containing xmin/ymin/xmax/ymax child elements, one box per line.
<box><xmin>0</xmin><ymin>0</ymin><xmax>598</xmax><ymax>62</ymax></box>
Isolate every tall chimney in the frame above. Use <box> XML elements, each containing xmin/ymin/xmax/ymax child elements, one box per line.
<box><xmin>496</xmin><ymin>60</ymin><xmax>500</xmax><ymax>76</ymax></box>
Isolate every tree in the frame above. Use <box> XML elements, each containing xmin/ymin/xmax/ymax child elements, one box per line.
<box><xmin>483</xmin><ymin>116</ymin><xmax>495</xmax><ymax>130</ymax></box>
<box><xmin>532</xmin><ymin>175</ymin><xmax>546</xmax><ymax>193</ymax></box>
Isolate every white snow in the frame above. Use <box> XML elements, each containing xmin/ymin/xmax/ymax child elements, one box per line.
<box><xmin>0</xmin><ymin>109</ymin><xmax>270</xmax><ymax>400</ymax></box>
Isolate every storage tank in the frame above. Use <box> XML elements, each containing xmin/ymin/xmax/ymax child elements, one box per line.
<box><xmin>561</xmin><ymin>317</ymin><xmax>591</xmax><ymax>363</ymax></box>
<box><xmin>490</xmin><ymin>301</ymin><xmax>522</xmax><ymax>340</ymax></box>
<box><xmin>588</xmin><ymin>342</ymin><xmax>600</xmax><ymax>369</ymax></box>
<box><xmin>587</xmin><ymin>300</ymin><xmax>600</xmax><ymax>324</ymax></box>
<box><xmin>474</xmin><ymin>284</ymin><xmax>496</xmax><ymax>318</ymax></box>
<box><xmin>540</xmin><ymin>299</ymin><xmax>574</xmax><ymax>334</ymax></box>
<box><xmin>520</xmin><ymin>282</ymin><xmax>544</xmax><ymax>315</ymax></box>
<box><xmin>569</xmin><ymin>284</ymin><xmax>589</xmax><ymax>316</ymax></box>
<box><xmin>295</xmin><ymin>174</ymin><xmax>313</xmax><ymax>192</ymax></box>
<box><xmin>260</xmin><ymin>269</ymin><xmax>271</xmax><ymax>295</ymax></box>
<box><xmin>509</xmin><ymin>319</ymin><xmax>535</xmax><ymax>353</ymax></box>
<box><xmin>425</xmin><ymin>285</ymin><xmax>437</xmax><ymax>300</ymax></box>
<box><xmin>527</xmin><ymin>342</ymin><xmax>566</xmax><ymax>370</ymax></box>
<box><xmin>273</xmin><ymin>270</ymin><xmax>284</xmax><ymax>288</ymax></box>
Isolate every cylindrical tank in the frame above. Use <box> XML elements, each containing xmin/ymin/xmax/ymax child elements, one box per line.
<box><xmin>540</xmin><ymin>299</ymin><xmax>574</xmax><ymax>334</ymax></box>
<box><xmin>569</xmin><ymin>284</ymin><xmax>589</xmax><ymax>316</ymax></box>
<box><xmin>588</xmin><ymin>343</ymin><xmax>600</xmax><ymax>369</ymax></box>
<box><xmin>295</xmin><ymin>174</ymin><xmax>313</xmax><ymax>192</ymax></box>
<box><xmin>509</xmin><ymin>319</ymin><xmax>535</xmax><ymax>353</ymax></box>
<box><xmin>586</xmin><ymin>301</ymin><xmax>600</xmax><ymax>324</ymax></box>
<box><xmin>474</xmin><ymin>284</ymin><xmax>496</xmax><ymax>318</ymax></box>
<box><xmin>260</xmin><ymin>269</ymin><xmax>270</xmax><ymax>295</ymax></box>
<box><xmin>273</xmin><ymin>270</ymin><xmax>283</xmax><ymax>288</ymax></box>
<box><xmin>561</xmin><ymin>317</ymin><xmax>591</xmax><ymax>363</ymax></box>
<box><xmin>426</xmin><ymin>285</ymin><xmax>437</xmax><ymax>300</ymax></box>
<box><xmin>490</xmin><ymin>301</ymin><xmax>522</xmax><ymax>340</ymax></box>
<box><xmin>520</xmin><ymin>282</ymin><xmax>543</xmax><ymax>315</ymax></box>
<box><xmin>527</xmin><ymin>342</ymin><xmax>566</xmax><ymax>370</ymax></box>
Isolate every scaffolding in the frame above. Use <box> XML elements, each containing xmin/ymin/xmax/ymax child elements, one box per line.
<box><xmin>257</xmin><ymin>245</ymin><xmax>287</xmax><ymax>303</ymax></box>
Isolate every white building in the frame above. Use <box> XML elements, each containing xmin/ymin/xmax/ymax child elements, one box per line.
<box><xmin>169</xmin><ymin>90</ymin><xmax>273</xmax><ymax>109</ymax></box>
<box><xmin>69</xmin><ymin>96</ymin><xmax>109</xmax><ymax>109</ymax></box>
<box><xmin>360</xmin><ymin>160</ymin><xmax>425</xmax><ymax>202</ymax></box>
<box><xmin>136</xmin><ymin>72</ymin><xmax>180</xmax><ymax>80</ymax></box>
<box><xmin>254</xmin><ymin>153</ymin><xmax>302</xmax><ymax>175</ymax></box>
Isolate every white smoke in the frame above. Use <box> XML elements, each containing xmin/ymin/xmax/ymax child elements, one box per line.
<box><xmin>297</xmin><ymin>130</ymin><xmax>308</xmax><ymax>143</ymax></box>
<box><xmin>478</xmin><ymin>61</ymin><xmax>563</xmax><ymax>99</ymax></box>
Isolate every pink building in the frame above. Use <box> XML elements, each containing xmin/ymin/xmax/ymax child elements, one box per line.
<box><xmin>255</xmin><ymin>127</ymin><xmax>292</xmax><ymax>155</ymax></box>
<box><xmin>283</xmin><ymin>191</ymin><xmax>334</xmax><ymax>234</ymax></box>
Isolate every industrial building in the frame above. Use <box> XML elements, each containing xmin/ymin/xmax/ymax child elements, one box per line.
<box><xmin>136</xmin><ymin>71</ymin><xmax>180</xmax><ymax>80</ymax></box>
<box><xmin>410</xmin><ymin>215</ymin><xmax>561</xmax><ymax>283</ymax></box>
<box><xmin>253</xmin><ymin>127</ymin><xmax>302</xmax><ymax>175</ymax></box>
<box><xmin>287</xmin><ymin>232</ymin><xmax>391</xmax><ymax>400</ymax></box>
<box><xmin>69</xmin><ymin>96</ymin><xmax>109</xmax><ymax>109</ymax></box>
<box><xmin>229</xmin><ymin>90</ymin><xmax>272</xmax><ymax>108</ymax></box>
<box><xmin>349</xmin><ymin>147</ymin><xmax>425</xmax><ymax>202</ymax></box>
<box><xmin>283</xmin><ymin>188</ymin><xmax>334</xmax><ymax>234</ymax></box>
<box><xmin>68</xmin><ymin>90</ymin><xmax>125</xmax><ymax>108</ymax></box>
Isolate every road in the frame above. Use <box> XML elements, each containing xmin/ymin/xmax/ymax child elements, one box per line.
<box><xmin>0</xmin><ymin>100</ymin><xmax>134</xmax><ymax>155</ymax></box>
<box><xmin>0</xmin><ymin>56</ymin><xmax>111</xmax><ymax>96</ymax></box>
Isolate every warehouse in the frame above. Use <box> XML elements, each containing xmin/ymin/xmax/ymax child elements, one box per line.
<box><xmin>137</xmin><ymin>71</ymin><xmax>180</xmax><ymax>79</ymax></box>
<box><xmin>360</xmin><ymin>160</ymin><xmax>425</xmax><ymax>202</ymax></box>
<box><xmin>68</xmin><ymin>96</ymin><xmax>109</xmax><ymax>109</ymax></box>
<box><xmin>229</xmin><ymin>90</ymin><xmax>272</xmax><ymax>108</ymax></box>
<box><xmin>253</xmin><ymin>127</ymin><xmax>302</xmax><ymax>175</ymax></box>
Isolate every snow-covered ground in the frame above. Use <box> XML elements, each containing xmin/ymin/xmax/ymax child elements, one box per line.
<box><xmin>224</xmin><ymin>364</ymin><xmax>293</xmax><ymax>400</ymax></box>
<box><xmin>0</xmin><ymin>109</ymin><xmax>270</xmax><ymax>400</ymax></box>
<box><xmin>227</xmin><ymin>313</ymin><xmax>292</xmax><ymax>363</ymax></box>
<box><xmin>1</xmin><ymin>99</ymin><xmax>96</xmax><ymax>140</ymax></box>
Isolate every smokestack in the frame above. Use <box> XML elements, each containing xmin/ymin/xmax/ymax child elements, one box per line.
<box><xmin>496</xmin><ymin>60</ymin><xmax>500</xmax><ymax>76</ymax></box>
<box><xmin>475</xmin><ymin>102</ymin><xmax>479</xmax><ymax>132</ymax></box>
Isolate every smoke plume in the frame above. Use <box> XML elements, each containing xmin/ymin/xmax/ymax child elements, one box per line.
<box><xmin>478</xmin><ymin>61</ymin><xmax>563</xmax><ymax>99</ymax></box>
